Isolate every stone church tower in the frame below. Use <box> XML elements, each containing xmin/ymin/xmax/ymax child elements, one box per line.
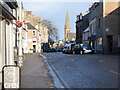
<box><xmin>64</xmin><ymin>9</ymin><xmax>71</xmax><ymax>42</ymax></box>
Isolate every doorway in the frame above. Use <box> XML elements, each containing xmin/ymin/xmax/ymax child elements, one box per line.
<box><xmin>107</xmin><ymin>36</ymin><xmax>113</xmax><ymax>53</ymax></box>
<box><xmin>33</xmin><ymin>45</ymin><xmax>36</xmax><ymax>53</ymax></box>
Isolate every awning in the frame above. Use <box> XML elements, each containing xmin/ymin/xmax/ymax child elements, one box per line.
<box><xmin>83</xmin><ymin>27</ymin><xmax>89</xmax><ymax>33</ymax></box>
<box><xmin>5</xmin><ymin>1</ymin><xmax>18</xmax><ymax>9</ymax></box>
<box><xmin>1</xmin><ymin>4</ymin><xmax>17</xmax><ymax>20</ymax></box>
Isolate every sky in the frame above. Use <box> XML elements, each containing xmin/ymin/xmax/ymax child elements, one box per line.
<box><xmin>23</xmin><ymin>1</ymin><xmax>97</xmax><ymax>40</ymax></box>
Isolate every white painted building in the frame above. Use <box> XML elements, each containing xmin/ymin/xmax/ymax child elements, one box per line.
<box><xmin>0</xmin><ymin>0</ymin><xmax>18</xmax><ymax>86</ymax></box>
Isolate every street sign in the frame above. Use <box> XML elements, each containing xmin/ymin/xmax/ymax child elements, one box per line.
<box><xmin>2</xmin><ymin>65</ymin><xmax>21</xmax><ymax>89</ymax></box>
<box><xmin>105</xmin><ymin>28</ymin><xmax>109</xmax><ymax>32</ymax></box>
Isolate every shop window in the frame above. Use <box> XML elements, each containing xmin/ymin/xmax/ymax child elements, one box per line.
<box><xmin>118</xmin><ymin>36</ymin><xmax>120</xmax><ymax>47</ymax></box>
<box><xmin>98</xmin><ymin>19</ymin><xmax>100</xmax><ymax>28</ymax></box>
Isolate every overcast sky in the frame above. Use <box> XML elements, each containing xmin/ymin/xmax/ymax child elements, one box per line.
<box><xmin>22</xmin><ymin>1</ymin><xmax>98</xmax><ymax>40</ymax></box>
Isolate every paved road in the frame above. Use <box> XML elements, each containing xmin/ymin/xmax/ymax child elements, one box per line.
<box><xmin>21</xmin><ymin>54</ymin><xmax>54</xmax><ymax>88</ymax></box>
<box><xmin>44</xmin><ymin>52</ymin><xmax>119</xmax><ymax>88</ymax></box>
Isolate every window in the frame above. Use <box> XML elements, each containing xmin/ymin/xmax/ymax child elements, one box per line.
<box><xmin>33</xmin><ymin>41</ymin><xmax>36</xmax><ymax>43</ymax></box>
<box><xmin>118</xmin><ymin>36</ymin><xmax>120</xmax><ymax>47</ymax></box>
<box><xmin>98</xmin><ymin>19</ymin><xmax>100</xmax><ymax>28</ymax></box>
<box><xmin>33</xmin><ymin>31</ymin><xmax>36</xmax><ymax>36</ymax></box>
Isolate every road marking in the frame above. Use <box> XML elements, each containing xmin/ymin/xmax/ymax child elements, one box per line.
<box><xmin>71</xmin><ymin>59</ymin><xmax>74</xmax><ymax>61</ymax></box>
<box><xmin>104</xmin><ymin>68</ymin><xmax>120</xmax><ymax>76</ymax></box>
<box><xmin>51</xmin><ymin>65</ymin><xmax>70</xmax><ymax>88</ymax></box>
<box><xmin>40</xmin><ymin>54</ymin><xmax>70</xmax><ymax>88</ymax></box>
<box><xmin>99</xmin><ymin>60</ymin><xmax>105</xmax><ymax>63</ymax></box>
<box><xmin>61</xmin><ymin>53</ymin><xmax>81</xmax><ymax>57</ymax></box>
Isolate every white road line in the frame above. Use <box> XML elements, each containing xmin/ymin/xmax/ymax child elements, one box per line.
<box><xmin>104</xmin><ymin>68</ymin><xmax>120</xmax><ymax>76</ymax></box>
<box><xmin>61</xmin><ymin>53</ymin><xmax>80</xmax><ymax>57</ymax></box>
<box><xmin>40</xmin><ymin>54</ymin><xmax>67</xmax><ymax>88</ymax></box>
<box><xmin>51</xmin><ymin>65</ymin><xmax>70</xmax><ymax>88</ymax></box>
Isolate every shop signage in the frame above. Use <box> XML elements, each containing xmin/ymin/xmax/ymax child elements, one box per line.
<box><xmin>2</xmin><ymin>65</ymin><xmax>21</xmax><ymax>89</ymax></box>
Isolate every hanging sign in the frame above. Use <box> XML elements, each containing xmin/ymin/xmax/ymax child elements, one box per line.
<box><xmin>2</xmin><ymin>65</ymin><xmax>21</xmax><ymax>89</ymax></box>
<box><xmin>16</xmin><ymin>21</ymin><xmax>23</xmax><ymax>27</ymax></box>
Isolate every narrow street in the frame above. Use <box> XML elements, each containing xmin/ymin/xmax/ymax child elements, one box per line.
<box><xmin>21</xmin><ymin>54</ymin><xmax>54</xmax><ymax>88</ymax></box>
<box><xmin>43</xmin><ymin>52</ymin><xmax>119</xmax><ymax>88</ymax></box>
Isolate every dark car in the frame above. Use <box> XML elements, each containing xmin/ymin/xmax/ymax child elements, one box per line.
<box><xmin>72</xmin><ymin>44</ymin><xmax>94</xmax><ymax>54</ymax></box>
<box><xmin>46</xmin><ymin>48</ymin><xmax>56</xmax><ymax>52</ymax></box>
<box><xmin>56</xmin><ymin>48</ymin><xmax>63</xmax><ymax>52</ymax></box>
<box><xmin>51</xmin><ymin>48</ymin><xmax>57</xmax><ymax>52</ymax></box>
<box><xmin>45</xmin><ymin>48</ymin><xmax>52</xmax><ymax>52</ymax></box>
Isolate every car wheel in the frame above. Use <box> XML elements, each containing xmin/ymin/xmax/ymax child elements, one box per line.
<box><xmin>80</xmin><ymin>50</ymin><xmax>83</xmax><ymax>54</ymax></box>
<box><xmin>73</xmin><ymin>51</ymin><xmax>75</xmax><ymax>54</ymax></box>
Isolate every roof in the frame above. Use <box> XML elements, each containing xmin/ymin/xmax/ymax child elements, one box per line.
<box><xmin>34</xmin><ymin>16</ymin><xmax>41</xmax><ymax>20</ymax></box>
<box><xmin>27</xmin><ymin>23</ymin><xmax>37</xmax><ymax>30</ymax></box>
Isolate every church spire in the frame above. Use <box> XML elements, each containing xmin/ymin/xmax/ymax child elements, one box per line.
<box><xmin>65</xmin><ymin>9</ymin><xmax>71</xmax><ymax>29</ymax></box>
<box><xmin>64</xmin><ymin>9</ymin><xmax>71</xmax><ymax>42</ymax></box>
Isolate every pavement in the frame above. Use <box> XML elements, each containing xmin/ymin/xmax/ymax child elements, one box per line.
<box><xmin>21</xmin><ymin>53</ymin><xmax>55</xmax><ymax>88</ymax></box>
<box><xmin>0</xmin><ymin>72</ymin><xmax>1</xmax><ymax>89</ymax></box>
<box><xmin>43</xmin><ymin>52</ymin><xmax>119</xmax><ymax>88</ymax></box>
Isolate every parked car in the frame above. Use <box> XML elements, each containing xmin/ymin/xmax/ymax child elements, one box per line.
<box><xmin>72</xmin><ymin>44</ymin><xmax>94</xmax><ymax>54</ymax></box>
<box><xmin>51</xmin><ymin>48</ymin><xmax>57</xmax><ymax>52</ymax></box>
<box><xmin>66</xmin><ymin>43</ymin><xmax>76</xmax><ymax>54</ymax></box>
<box><xmin>62</xmin><ymin>43</ymin><xmax>75</xmax><ymax>54</ymax></box>
<box><xmin>62</xmin><ymin>46</ymin><xmax>68</xmax><ymax>53</ymax></box>
<box><xmin>56</xmin><ymin>48</ymin><xmax>63</xmax><ymax>52</ymax></box>
<box><xmin>45</xmin><ymin>48</ymin><xmax>57</xmax><ymax>52</ymax></box>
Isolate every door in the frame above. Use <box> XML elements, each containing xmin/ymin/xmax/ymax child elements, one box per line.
<box><xmin>107</xmin><ymin>36</ymin><xmax>113</xmax><ymax>53</ymax></box>
<box><xmin>33</xmin><ymin>45</ymin><xmax>36</xmax><ymax>53</ymax></box>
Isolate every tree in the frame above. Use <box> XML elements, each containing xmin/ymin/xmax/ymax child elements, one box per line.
<box><xmin>42</xmin><ymin>19</ymin><xmax>59</xmax><ymax>41</ymax></box>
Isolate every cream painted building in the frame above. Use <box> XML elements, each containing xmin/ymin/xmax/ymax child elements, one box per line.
<box><xmin>24</xmin><ymin>11</ymin><xmax>48</xmax><ymax>53</ymax></box>
<box><xmin>26</xmin><ymin>23</ymin><xmax>40</xmax><ymax>53</ymax></box>
<box><xmin>0</xmin><ymin>0</ymin><xmax>18</xmax><ymax>86</ymax></box>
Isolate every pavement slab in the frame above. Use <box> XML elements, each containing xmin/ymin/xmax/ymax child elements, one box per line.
<box><xmin>21</xmin><ymin>54</ymin><xmax>55</xmax><ymax>88</ymax></box>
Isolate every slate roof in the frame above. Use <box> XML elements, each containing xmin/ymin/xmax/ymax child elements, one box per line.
<box><xmin>27</xmin><ymin>23</ymin><xmax>37</xmax><ymax>30</ymax></box>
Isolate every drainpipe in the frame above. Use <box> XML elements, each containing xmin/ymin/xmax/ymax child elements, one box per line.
<box><xmin>18</xmin><ymin>1</ymin><xmax>22</xmax><ymax>56</ymax></box>
<box><xmin>14</xmin><ymin>8</ymin><xmax>18</xmax><ymax>65</ymax></box>
<box><xmin>18</xmin><ymin>0</ymin><xmax>23</xmax><ymax>67</ymax></box>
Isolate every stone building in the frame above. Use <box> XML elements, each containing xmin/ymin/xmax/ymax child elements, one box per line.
<box><xmin>24</xmin><ymin>11</ymin><xmax>40</xmax><ymax>53</ymax></box>
<box><xmin>75</xmin><ymin>13</ymin><xmax>83</xmax><ymax>43</ymax></box>
<box><xmin>64</xmin><ymin>9</ymin><xmax>76</xmax><ymax>43</ymax></box>
<box><xmin>24</xmin><ymin>11</ymin><xmax>48</xmax><ymax>53</ymax></box>
<box><xmin>67</xmin><ymin>32</ymin><xmax>76</xmax><ymax>41</ymax></box>
<box><xmin>76</xmin><ymin>1</ymin><xmax>120</xmax><ymax>54</ymax></box>
<box><xmin>102</xmin><ymin>1</ymin><xmax>120</xmax><ymax>54</ymax></box>
<box><xmin>64</xmin><ymin>9</ymin><xmax>71</xmax><ymax>42</ymax></box>
<box><xmin>26</xmin><ymin>23</ymin><xmax>40</xmax><ymax>53</ymax></box>
<box><xmin>88</xmin><ymin>1</ymin><xmax>120</xmax><ymax>54</ymax></box>
<box><xmin>75</xmin><ymin>12</ymin><xmax>89</xmax><ymax>44</ymax></box>
<box><xmin>89</xmin><ymin>2</ymin><xmax>102</xmax><ymax>53</ymax></box>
